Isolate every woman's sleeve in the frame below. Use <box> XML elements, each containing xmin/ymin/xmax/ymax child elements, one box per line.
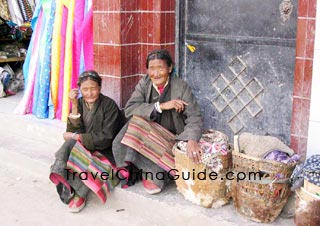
<box><xmin>124</xmin><ymin>77</ymin><xmax>155</xmax><ymax>120</ymax></box>
<box><xmin>176</xmin><ymin>84</ymin><xmax>203</xmax><ymax>141</ymax></box>
<box><xmin>81</xmin><ymin>100</ymin><xmax>123</xmax><ymax>151</ymax></box>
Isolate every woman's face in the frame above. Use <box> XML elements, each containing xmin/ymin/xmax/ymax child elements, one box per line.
<box><xmin>79</xmin><ymin>79</ymin><xmax>101</xmax><ymax>104</ymax></box>
<box><xmin>147</xmin><ymin>59</ymin><xmax>172</xmax><ymax>87</ymax></box>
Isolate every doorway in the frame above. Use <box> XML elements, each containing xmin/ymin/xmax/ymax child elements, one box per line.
<box><xmin>177</xmin><ymin>0</ymin><xmax>297</xmax><ymax>144</ymax></box>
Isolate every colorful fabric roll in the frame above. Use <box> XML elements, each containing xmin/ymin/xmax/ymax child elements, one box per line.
<box><xmin>61</xmin><ymin>0</ymin><xmax>75</xmax><ymax>121</ymax></box>
<box><xmin>71</xmin><ymin>0</ymin><xmax>85</xmax><ymax>89</ymax></box>
<box><xmin>50</xmin><ymin>0</ymin><xmax>63</xmax><ymax>117</ymax></box>
<box><xmin>32</xmin><ymin>0</ymin><xmax>55</xmax><ymax>118</ymax></box>
<box><xmin>66</xmin><ymin>141</ymin><xmax>119</xmax><ymax>203</ymax></box>
<box><xmin>27</xmin><ymin>0</ymin><xmax>36</xmax><ymax>11</ymax></box>
<box><xmin>71</xmin><ymin>0</ymin><xmax>93</xmax><ymax>87</ymax></box>
<box><xmin>17</xmin><ymin>0</ymin><xmax>33</xmax><ymax>22</ymax></box>
<box><xmin>14</xmin><ymin>5</ymin><xmax>43</xmax><ymax>115</ymax></box>
<box><xmin>7</xmin><ymin>0</ymin><xmax>24</xmax><ymax>26</ymax></box>
<box><xmin>121</xmin><ymin>115</ymin><xmax>176</xmax><ymax>175</ymax></box>
<box><xmin>24</xmin><ymin>0</ymin><xmax>33</xmax><ymax>20</ymax></box>
<box><xmin>16</xmin><ymin>0</ymin><xmax>93</xmax><ymax>120</ymax></box>
<box><xmin>82</xmin><ymin>4</ymin><xmax>93</xmax><ymax>70</ymax></box>
<box><xmin>55</xmin><ymin>5</ymin><xmax>68</xmax><ymax>120</ymax></box>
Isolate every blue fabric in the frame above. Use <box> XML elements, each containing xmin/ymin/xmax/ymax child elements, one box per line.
<box><xmin>32</xmin><ymin>0</ymin><xmax>55</xmax><ymax>118</ymax></box>
<box><xmin>31</xmin><ymin>1</ymin><xmax>45</xmax><ymax>117</ymax></box>
<box><xmin>290</xmin><ymin>155</ymin><xmax>320</xmax><ymax>190</ymax></box>
<box><xmin>22</xmin><ymin>2</ymin><xmax>41</xmax><ymax>90</ymax></box>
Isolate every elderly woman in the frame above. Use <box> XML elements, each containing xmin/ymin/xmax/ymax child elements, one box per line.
<box><xmin>112</xmin><ymin>49</ymin><xmax>203</xmax><ymax>194</ymax></box>
<box><xmin>50</xmin><ymin>70</ymin><xmax>124</xmax><ymax>212</ymax></box>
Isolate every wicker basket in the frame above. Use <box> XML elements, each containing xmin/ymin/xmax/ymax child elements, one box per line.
<box><xmin>304</xmin><ymin>179</ymin><xmax>320</xmax><ymax>196</ymax></box>
<box><xmin>295</xmin><ymin>187</ymin><xmax>320</xmax><ymax>226</ymax></box>
<box><xmin>232</xmin><ymin>135</ymin><xmax>297</xmax><ymax>223</ymax></box>
<box><xmin>174</xmin><ymin>143</ymin><xmax>232</xmax><ymax>208</ymax></box>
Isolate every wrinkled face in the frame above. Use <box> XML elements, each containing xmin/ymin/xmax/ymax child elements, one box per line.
<box><xmin>79</xmin><ymin>79</ymin><xmax>101</xmax><ymax>104</ymax></box>
<box><xmin>147</xmin><ymin>59</ymin><xmax>172</xmax><ymax>87</ymax></box>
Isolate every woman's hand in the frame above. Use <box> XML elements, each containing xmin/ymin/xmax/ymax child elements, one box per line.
<box><xmin>69</xmin><ymin>88</ymin><xmax>79</xmax><ymax>115</ymax></box>
<box><xmin>63</xmin><ymin>132</ymin><xmax>73</xmax><ymax>141</ymax></box>
<box><xmin>69</xmin><ymin>88</ymin><xmax>79</xmax><ymax>105</ymax></box>
<box><xmin>186</xmin><ymin>140</ymin><xmax>203</xmax><ymax>164</ymax></box>
<box><xmin>160</xmin><ymin>99</ymin><xmax>188</xmax><ymax>113</ymax></box>
<box><xmin>63</xmin><ymin>132</ymin><xmax>80</xmax><ymax>141</ymax></box>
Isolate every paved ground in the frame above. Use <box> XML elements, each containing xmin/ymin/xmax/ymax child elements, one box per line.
<box><xmin>0</xmin><ymin>92</ymin><xmax>295</xmax><ymax>226</ymax></box>
<box><xmin>0</xmin><ymin>149</ymin><xmax>221</xmax><ymax>226</ymax></box>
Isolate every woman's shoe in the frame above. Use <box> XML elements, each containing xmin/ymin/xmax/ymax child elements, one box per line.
<box><xmin>56</xmin><ymin>182</ymin><xmax>74</xmax><ymax>204</ymax></box>
<box><xmin>142</xmin><ymin>179</ymin><xmax>161</xmax><ymax>195</ymax></box>
<box><xmin>68</xmin><ymin>194</ymin><xmax>86</xmax><ymax>213</ymax></box>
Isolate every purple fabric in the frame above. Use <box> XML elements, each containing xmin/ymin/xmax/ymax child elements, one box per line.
<box><xmin>264</xmin><ymin>150</ymin><xmax>300</xmax><ymax>164</ymax></box>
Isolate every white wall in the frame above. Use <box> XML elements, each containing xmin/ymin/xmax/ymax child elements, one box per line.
<box><xmin>307</xmin><ymin>2</ymin><xmax>320</xmax><ymax>157</ymax></box>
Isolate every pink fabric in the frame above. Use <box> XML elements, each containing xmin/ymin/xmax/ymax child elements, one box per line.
<box><xmin>14</xmin><ymin>10</ymin><xmax>43</xmax><ymax>115</ymax></box>
<box><xmin>70</xmin><ymin>1</ymin><xmax>93</xmax><ymax>89</ymax></box>
<box><xmin>56</xmin><ymin>6</ymin><xmax>68</xmax><ymax>119</ymax></box>
<box><xmin>83</xmin><ymin>7</ymin><xmax>93</xmax><ymax>70</ymax></box>
<box><xmin>71</xmin><ymin>0</ymin><xmax>85</xmax><ymax>89</ymax></box>
<box><xmin>158</xmin><ymin>85</ymin><xmax>165</xmax><ymax>95</ymax></box>
<box><xmin>49</xmin><ymin>173</ymin><xmax>71</xmax><ymax>190</ymax></box>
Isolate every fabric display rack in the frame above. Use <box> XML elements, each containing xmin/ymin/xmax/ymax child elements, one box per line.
<box><xmin>0</xmin><ymin>0</ymin><xmax>35</xmax><ymax>98</ymax></box>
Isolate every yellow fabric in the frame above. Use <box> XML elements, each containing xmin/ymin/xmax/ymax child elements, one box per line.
<box><xmin>50</xmin><ymin>0</ymin><xmax>62</xmax><ymax>112</ymax></box>
<box><xmin>62</xmin><ymin>0</ymin><xmax>75</xmax><ymax>121</ymax></box>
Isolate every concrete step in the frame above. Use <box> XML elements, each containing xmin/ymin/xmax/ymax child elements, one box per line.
<box><xmin>0</xmin><ymin>93</ymin><xmax>294</xmax><ymax>226</ymax></box>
